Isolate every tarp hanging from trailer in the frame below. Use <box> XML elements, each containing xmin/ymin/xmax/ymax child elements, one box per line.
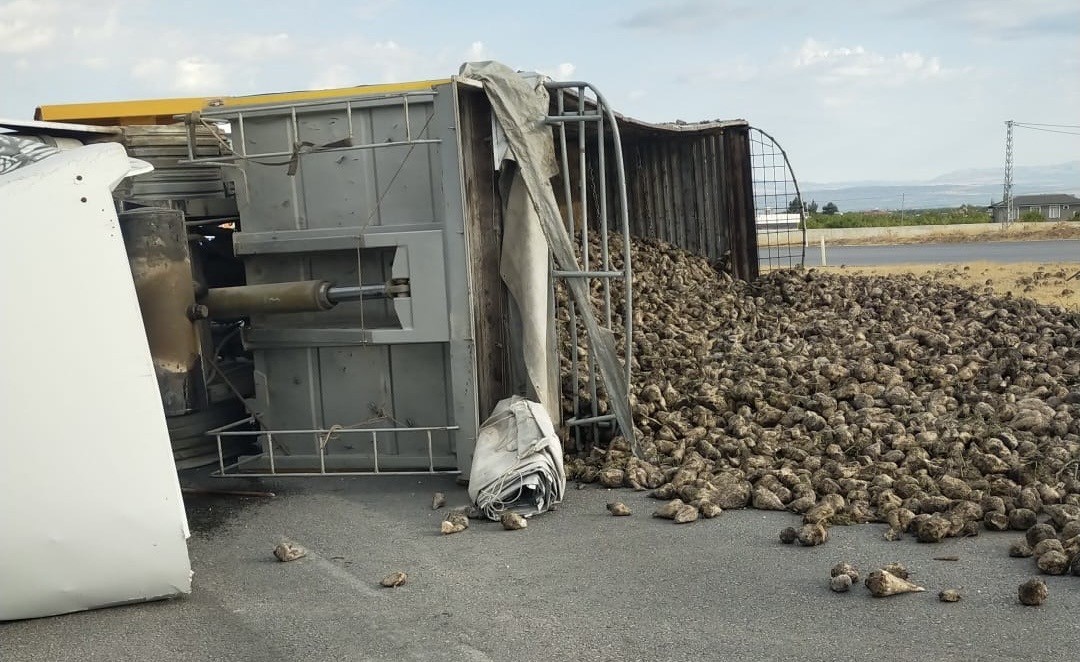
<box><xmin>459</xmin><ymin>61</ymin><xmax>636</xmax><ymax>452</ymax></box>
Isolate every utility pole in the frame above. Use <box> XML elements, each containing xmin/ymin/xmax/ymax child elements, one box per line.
<box><xmin>1002</xmin><ymin>120</ymin><xmax>1014</xmax><ymax>226</ymax></box>
<box><xmin>900</xmin><ymin>192</ymin><xmax>905</xmax><ymax>223</ymax></box>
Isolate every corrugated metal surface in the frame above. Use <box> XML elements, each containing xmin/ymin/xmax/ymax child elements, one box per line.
<box><xmin>620</xmin><ymin>122</ymin><xmax>757</xmax><ymax>279</ymax></box>
<box><xmin>560</xmin><ymin>108</ymin><xmax>759</xmax><ymax>280</ymax></box>
<box><xmin>112</xmin><ymin>124</ymin><xmax>229</xmax><ymax>201</ymax></box>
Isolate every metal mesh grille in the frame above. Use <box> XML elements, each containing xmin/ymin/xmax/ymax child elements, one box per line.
<box><xmin>749</xmin><ymin>127</ymin><xmax>805</xmax><ymax>269</ymax></box>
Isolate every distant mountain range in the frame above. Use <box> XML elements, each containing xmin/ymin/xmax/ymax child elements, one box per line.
<box><xmin>797</xmin><ymin>161</ymin><xmax>1080</xmax><ymax>212</ymax></box>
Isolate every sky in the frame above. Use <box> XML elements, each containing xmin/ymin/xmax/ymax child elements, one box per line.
<box><xmin>2</xmin><ymin>0</ymin><xmax>1078</xmax><ymax>183</ymax></box>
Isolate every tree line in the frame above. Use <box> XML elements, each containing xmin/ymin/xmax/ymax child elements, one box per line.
<box><xmin>788</xmin><ymin>197</ymin><xmax>838</xmax><ymax>215</ymax></box>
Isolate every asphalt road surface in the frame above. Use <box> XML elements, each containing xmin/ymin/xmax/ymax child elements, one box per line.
<box><xmin>764</xmin><ymin>239</ymin><xmax>1079</xmax><ymax>267</ymax></box>
<box><xmin>3</xmin><ymin>473</ymin><xmax>1078</xmax><ymax>662</ymax></box>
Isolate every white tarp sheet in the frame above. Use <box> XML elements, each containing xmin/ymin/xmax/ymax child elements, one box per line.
<box><xmin>468</xmin><ymin>396</ymin><xmax>565</xmax><ymax>519</ymax></box>
<box><xmin>0</xmin><ymin>141</ymin><xmax>192</xmax><ymax>621</ymax></box>
<box><xmin>499</xmin><ymin>162</ymin><xmax>560</xmax><ymax>423</ymax></box>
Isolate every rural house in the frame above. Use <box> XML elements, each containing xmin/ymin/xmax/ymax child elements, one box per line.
<box><xmin>989</xmin><ymin>193</ymin><xmax>1080</xmax><ymax>222</ymax></box>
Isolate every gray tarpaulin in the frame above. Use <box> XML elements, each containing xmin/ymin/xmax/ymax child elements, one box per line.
<box><xmin>468</xmin><ymin>396</ymin><xmax>565</xmax><ymax>519</ymax></box>
<box><xmin>460</xmin><ymin>61</ymin><xmax>635</xmax><ymax>452</ymax></box>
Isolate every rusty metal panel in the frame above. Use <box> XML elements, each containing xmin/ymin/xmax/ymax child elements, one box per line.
<box><xmin>118</xmin><ymin>207</ymin><xmax>206</xmax><ymax>416</ymax></box>
<box><xmin>599</xmin><ymin>120</ymin><xmax>756</xmax><ymax>279</ymax></box>
<box><xmin>457</xmin><ymin>87</ymin><xmax>513</xmax><ymax>418</ymax></box>
<box><xmin>722</xmin><ymin>125</ymin><xmax>759</xmax><ymax>280</ymax></box>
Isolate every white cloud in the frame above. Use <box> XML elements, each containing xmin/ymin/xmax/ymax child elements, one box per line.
<box><xmin>174</xmin><ymin>57</ymin><xmax>227</xmax><ymax>93</ymax></box>
<box><xmin>791</xmin><ymin>38</ymin><xmax>953</xmax><ymax>86</ymax></box>
<box><xmin>132</xmin><ymin>56</ymin><xmax>227</xmax><ymax>94</ymax></box>
<box><xmin>305</xmin><ymin>38</ymin><xmax>434</xmax><ymax>88</ymax></box>
<box><xmin>131</xmin><ymin>57</ymin><xmax>167</xmax><ymax>81</ymax></box>
<box><xmin>537</xmin><ymin>62</ymin><xmax>576</xmax><ymax>80</ymax></box>
<box><xmin>618</xmin><ymin>0</ymin><xmax>765</xmax><ymax>32</ymax></box>
<box><xmin>466</xmin><ymin>40</ymin><xmax>486</xmax><ymax>61</ymax></box>
<box><xmin>0</xmin><ymin>0</ymin><xmax>58</xmax><ymax>53</ymax></box>
<box><xmin>310</xmin><ymin>64</ymin><xmax>354</xmax><ymax>90</ymax></box>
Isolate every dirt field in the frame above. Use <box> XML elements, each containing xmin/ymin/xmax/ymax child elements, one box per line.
<box><xmin>822</xmin><ymin>261</ymin><xmax>1080</xmax><ymax>310</ymax></box>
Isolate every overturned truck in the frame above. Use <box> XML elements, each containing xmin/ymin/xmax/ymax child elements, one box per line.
<box><xmin>10</xmin><ymin>61</ymin><xmax>804</xmax><ymax>477</ymax></box>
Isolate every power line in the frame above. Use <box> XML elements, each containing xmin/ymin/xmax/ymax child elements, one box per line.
<box><xmin>1013</xmin><ymin>124</ymin><xmax>1080</xmax><ymax>137</ymax></box>
<box><xmin>1012</xmin><ymin>122</ymin><xmax>1080</xmax><ymax>129</ymax></box>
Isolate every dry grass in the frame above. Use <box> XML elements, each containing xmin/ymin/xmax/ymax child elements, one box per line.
<box><xmin>820</xmin><ymin>261</ymin><xmax>1080</xmax><ymax>310</ymax></box>
<box><xmin>760</xmin><ymin>222</ymin><xmax>1080</xmax><ymax>247</ymax></box>
<box><xmin>831</xmin><ymin>222</ymin><xmax>1080</xmax><ymax>246</ymax></box>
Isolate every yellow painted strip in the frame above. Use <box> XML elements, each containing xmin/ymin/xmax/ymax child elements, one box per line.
<box><xmin>34</xmin><ymin>78</ymin><xmax>451</xmax><ymax>125</ymax></box>
<box><xmin>219</xmin><ymin>79</ymin><xmax>449</xmax><ymax>108</ymax></box>
<box><xmin>35</xmin><ymin>97</ymin><xmax>208</xmax><ymax>124</ymax></box>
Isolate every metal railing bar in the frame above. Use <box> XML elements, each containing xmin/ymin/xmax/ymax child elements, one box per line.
<box><xmin>214</xmin><ymin>424</ymin><xmax>459</xmax><ymax>436</ymax></box>
<box><xmin>199</xmin><ymin>91</ymin><xmax>436</xmax><ymax>117</ymax></box>
<box><xmin>578</xmin><ymin>86</ymin><xmax>600</xmax><ymax>430</ymax></box>
<box><xmin>544</xmin><ymin>114</ymin><xmax>603</xmax><ymax>124</ymax></box>
<box><xmin>552</xmin><ymin>270</ymin><xmax>624</xmax><ymax>278</ymax></box>
<box><xmin>566</xmin><ymin>413</ymin><xmax>616</xmax><ymax>426</ymax></box>
<box><xmin>597</xmin><ymin>106</ymin><xmax>612</xmax><ymax>329</ymax></box>
<box><xmin>182</xmin><ymin>138</ymin><xmax>441</xmax><ymax>165</ymax></box>
<box><xmin>557</xmin><ymin>88</ymin><xmax>582</xmax><ymax>450</ymax></box>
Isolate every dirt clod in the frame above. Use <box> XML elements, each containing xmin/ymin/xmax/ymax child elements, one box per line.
<box><xmin>1018</xmin><ymin>578</ymin><xmax>1048</xmax><ymax>605</ymax></box>
<box><xmin>1025</xmin><ymin>523</ymin><xmax>1057</xmax><ymax>547</ymax></box>
<box><xmin>273</xmin><ymin>542</ymin><xmax>306</xmax><ymax>562</ymax></box>
<box><xmin>674</xmin><ymin>504</ymin><xmax>700</xmax><ymax>524</ymax></box>
<box><xmin>441</xmin><ymin>512</ymin><xmax>469</xmax><ymax>535</ymax></box>
<box><xmin>380</xmin><ymin>571</ymin><xmax>407</xmax><ymax>588</ymax></box>
<box><xmin>1036</xmin><ymin>550</ymin><xmax>1070</xmax><ymax>575</ymax></box>
<box><xmin>881</xmin><ymin>563</ymin><xmax>910</xmax><ymax>580</ymax></box>
<box><xmin>500</xmin><ymin>512</ymin><xmax>527</xmax><ymax>530</ymax></box>
<box><xmin>1009</xmin><ymin>509</ymin><xmax>1039</xmax><ymax>531</ymax></box>
<box><xmin>830</xmin><ymin>563</ymin><xmax>860</xmax><ymax>583</ymax></box>
<box><xmin>653</xmin><ymin>498</ymin><xmax>685</xmax><ymax>519</ymax></box>
<box><xmin>798</xmin><ymin>522</ymin><xmax>828</xmax><ymax>546</ymax></box>
<box><xmin>606</xmin><ymin>501</ymin><xmax>632</xmax><ymax>516</ymax></box>
<box><xmin>938</xmin><ymin>589</ymin><xmax>961</xmax><ymax>602</ymax></box>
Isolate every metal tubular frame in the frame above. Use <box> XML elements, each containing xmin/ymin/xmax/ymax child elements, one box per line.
<box><xmin>748</xmin><ymin>127</ymin><xmax>806</xmax><ymax>270</ymax></box>
<box><xmin>209</xmin><ymin>416</ymin><xmax>461</xmax><ymax>477</ymax></box>
<box><xmin>182</xmin><ymin>92</ymin><xmax>440</xmax><ymax>166</ymax></box>
<box><xmin>546</xmin><ymin>81</ymin><xmax>633</xmax><ymax>444</ymax></box>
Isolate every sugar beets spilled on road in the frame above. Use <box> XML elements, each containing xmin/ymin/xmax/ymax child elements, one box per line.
<box><xmin>561</xmin><ymin>236</ymin><xmax>1080</xmax><ymax>565</ymax></box>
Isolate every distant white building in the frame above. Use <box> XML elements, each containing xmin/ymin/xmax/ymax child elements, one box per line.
<box><xmin>755</xmin><ymin>209</ymin><xmax>802</xmax><ymax>232</ymax></box>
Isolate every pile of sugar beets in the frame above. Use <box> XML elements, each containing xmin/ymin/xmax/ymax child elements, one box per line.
<box><xmin>560</xmin><ymin>236</ymin><xmax>1080</xmax><ymax>578</ymax></box>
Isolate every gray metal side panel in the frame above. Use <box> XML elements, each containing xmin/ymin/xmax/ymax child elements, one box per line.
<box><xmin>231</xmin><ymin>86</ymin><xmax>476</xmax><ymax>471</ymax></box>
